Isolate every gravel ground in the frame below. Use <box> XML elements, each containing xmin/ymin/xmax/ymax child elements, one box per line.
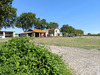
<box><xmin>49</xmin><ymin>45</ymin><xmax>100</xmax><ymax>75</ymax></box>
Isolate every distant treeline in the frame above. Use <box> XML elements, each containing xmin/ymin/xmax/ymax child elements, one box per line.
<box><xmin>84</xmin><ymin>33</ymin><xmax>100</xmax><ymax>36</ymax></box>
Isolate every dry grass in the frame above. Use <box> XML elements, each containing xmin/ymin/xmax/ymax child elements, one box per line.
<box><xmin>33</xmin><ymin>36</ymin><xmax>100</xmax><ymax>49</ymax></box>
<box><xmin>0</xmin><ymin>38</ymin><xmax>11</xmax><ymax>42</ymax></box>
<box><xmin>0</xmin><ymin>36</ymin><xmax>100</xmax><ymax>50</ymax></box>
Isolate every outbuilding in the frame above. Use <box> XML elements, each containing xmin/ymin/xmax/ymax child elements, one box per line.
<box><xmin>0</xmin><ymin>31</ymin><xmax>15</xmax><ymax>38</ymax></box>
<box><xmin>19</xmin><ymin>29</ymin><xmax>45</xmax><ymax>37</ymax></box>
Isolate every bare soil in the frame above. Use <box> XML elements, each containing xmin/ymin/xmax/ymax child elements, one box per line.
<box><xmin>49</xmin><ymin>45</ymin><xmax>100</xmax><ymax>75</ymax></box>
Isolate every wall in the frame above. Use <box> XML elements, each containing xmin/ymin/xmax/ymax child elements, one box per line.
<box><xmin>0</xmin><ymin>34</ymin><xmax>3</xmax><ymax>36</ymax></box>
<box><xmin>19</xmin><ymin>34</ymin><xmax>28</xmax><ymax>37</ymax></box>
<box><xmin>54</xmin><ymin>29</ymin><xmax>60</xmax><ymax>36</ymax></box>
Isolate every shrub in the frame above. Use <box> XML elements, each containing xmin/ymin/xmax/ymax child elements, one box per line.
<box><xmin>0</xmin><ymin>37</ymin><xmax>72</xmax><ymax>75</ymax></box>
<box><xmin>62</xmin><ymin>32</ymin><xmax>67</xmax><ymax>37</ymax></box>
<box><xmin>68</xmin><ymin>33</ymin><xmax>75</xmax><ymax>37</ymax></box>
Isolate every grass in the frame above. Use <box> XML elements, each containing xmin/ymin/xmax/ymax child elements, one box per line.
<box><xmin>32</xmin><ymin>36</ymin><xmax>100</xmax><ymax>50</ymax></box>
<box><xmin>0</xmin><ymin>36</ymin><xmax>100</xmax><ymax>50</ymax></box>
<box><xmin>0</xmin><ymin>38</ymin><xmax>11</xmax><ymax>42</ymax></box>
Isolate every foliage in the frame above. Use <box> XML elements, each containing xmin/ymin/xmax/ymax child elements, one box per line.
<box><xmin>46</xmin><ymin>22</ymin><xmax>59</xmax><ymax>29</ymax></box>
<box><xmin>0</xmin><ymin>37</ymin><xmax>72</xmax><ymax>75</ymax></box>
<box><xmin>61</xmin><ymin>24</ymin><xmax>84</xmax><ymax>36</ymax></box>
<box><xmin>62</xmin><ymin>32</ymin><xmax>67</xmax><ymax>37</ymax></box>
<box><xmin>87</xmin><ymin>33</ymin><xmax>91</xmax><ymax>36</ymax></box>
<box><xmin>75</xmin><ymin>29</ymin><xmax>84</xmax><ymax>36</ymax></box>
<box><xmin>68</xmin><ymin>33</ymin><xmax>75</xmax><ymax>37</ymax></box>
<box><xmin>34</xmin><ymin>18</ymin><xmax>47</xmax><ymax>30</ymax></box>
<box><xmin>0</xmin><ymin>0</ymin><xmax>17</xmax><ymax>30</ymax></box>
<box><xmin>31</xmin><ymin>33</ymin><xmax>34</xmax><ymax>37</ymax></box>
<box><xmin>85</xmin><ymin>33</ymin><xmax>100</xmax><ymax>36</ymax></box>
<box><xmin>15</xmin><ymin>12</ymin><xmax>36</xmax><ymax>32</ymax></box>
<box><xmin>61</xmin><ymin>24</ymin><xmax>75</xmax><ymax>34</ymax></box>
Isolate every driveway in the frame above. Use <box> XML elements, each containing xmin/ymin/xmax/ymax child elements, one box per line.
<box><xmin>49</xmin><ymin>46</ymin><xmax>100</xmax><ymax>75</ymax></box>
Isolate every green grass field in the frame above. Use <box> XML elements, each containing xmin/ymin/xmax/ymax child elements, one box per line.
<box><xmin>33</xmin><ymin>36</ymin><xmax>100</xmax><ymax>49</ymax></box>
<box><xmin>0</xmin><ymin>36</ymin><xmax>100</xmax><ymax>50</ymax></box>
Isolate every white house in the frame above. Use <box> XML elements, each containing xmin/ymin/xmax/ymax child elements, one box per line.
<box><xmin>0</xmin><ymin>31</ymin><xmax>15</xmax><ymax>38</ymax></box>
<box><xmin>43</xmin><ymin>28</ymin><xmax>62</xmax><ymax>37</ymax></box>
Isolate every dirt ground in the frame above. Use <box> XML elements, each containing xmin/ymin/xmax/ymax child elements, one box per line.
<box><xmin>49</xmin><ymin>45</ymin><xmax>100</xmax><ymax>75</ymax></box>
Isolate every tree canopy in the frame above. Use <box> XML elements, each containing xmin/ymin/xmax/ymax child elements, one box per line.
<box><xmin>0</xmin><ymin>0</ymin><xmax>17</xmax><ymax>30</ymax></box>
<box><xmin>75</xmin><ymin>29</ymin><xmax>84</xmax><ymax>35</ymax></box>
<box><xmin>15</xmin><ymin>12</ymin><xmax>36</xmax><ymax>32</ymax></box>
<box><xmin>46</xmin><ymin>22</ymin><xmax>59</xmax><ymax>29</ymax></box>
<box><xmin>61</xmin><ymin>24</ymin><xmax>75</xmax><ymax>34</ymax></box>
<box><xmin>61</xmin><ymin>24</ymin><xmax>84</xmax><ymax>35</ymax></box>
<box><xmin>34</xmin><ymin>18</ymin><xmax>47</xmax><ymax>30</ymax></box>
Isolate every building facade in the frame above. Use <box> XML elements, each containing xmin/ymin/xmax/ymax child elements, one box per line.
<box><xmin>19</xmin><ymin>29</ymin><xmax>45</xmax><ymax>37</ymax></box>
<box><xmin>43</xmin><ymin>28</ymin><xmax>62</xmax><ymax>37</ymax></box>
<box><xmin>19</xmin><ymin>28</ymin><xmax>62</xmax><ymax>37</ymax></box>
<box><xmin>0</xmin><ymin>31</ymin><xmax>15</xmax><ymax>38</ymax></box>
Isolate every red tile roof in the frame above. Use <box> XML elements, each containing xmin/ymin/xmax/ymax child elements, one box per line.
<box><xmin>30</xmin><ymin>29</ymin><xmax>45</xmax><ymax>33</ymax></box>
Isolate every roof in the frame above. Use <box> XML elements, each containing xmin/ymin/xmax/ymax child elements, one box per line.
<box><xmin>50</xmin><ymin>28</ymin><xmax>59</xmax><ymax>30</ymax></box>
<box><xmin>30</xmin><ymin>29</ymin><xmax>45</xmax><ymax>33</ymax></box>
<box><xmin>0</xmin><ymin>31</ymin><xmax>15</xmax><ymax>32</ymax></box>
<box><xmin>19</xmin><ymin>32</ymin><xmax>32</xmax><ymax>34</ymax></box>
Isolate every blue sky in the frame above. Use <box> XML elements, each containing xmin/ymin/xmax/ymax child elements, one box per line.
<box><xmin>2</xmin><ymin>0</ymin><xmax>100</xmax><ymax>34</ymax></box>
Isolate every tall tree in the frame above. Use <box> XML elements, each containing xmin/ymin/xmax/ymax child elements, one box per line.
<box><xmin>0</xmin><ymin>0</ymin><xmax>17</xmax><ymax>30</ymax></box>
<box><xmin>15</xmin><ymin>12</ymin><xmax>36</xmax><ymax>32</ymax></box>
<box><xmin>61</xmin><ymin>24</ymin><xmax>75</xmax><ymax>34</ymax></box>
<box><xmin>34</xmin><ymin>18</ymin><xmax>47</xmax><ymax>30</ymax></box>
<box><xmin>75</xmin><ymin>29</ymin><xmax>84</xmax><ymax>35</ymax></box>
<box><xmin>46</xmin><ymin>22</ymin><xmax>59</xmax><ymax>29</ymax></box>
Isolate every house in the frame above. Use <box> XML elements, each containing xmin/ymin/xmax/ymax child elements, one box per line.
<box><xmin>0</xmin><ymin>31</ymin><xmax>15</xmax><ymax>38</ymax></box>
<box><xmin>43</xmin><ymin>28</ymin><xmax>62</xmax><ymax>37</ymax></box>
<box><xmin>19</xmin><ymin>29</ymin><xmax>45</xmax><ymax>37</ymax></box>
<box><xmin>19</xmin><ymin>28</ymin><xmax>62</xmax><ymax>37</ymax></box>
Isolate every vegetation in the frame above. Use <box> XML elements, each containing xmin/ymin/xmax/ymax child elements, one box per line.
<box><xmin>0</xmin><ymin>37</ymin><xmax>72</xmax><ymax>75</ymax></box>
<box><xmin>34</xmin><ymin>18</ymin><xmax>47</xmax><ymax>30</ymax></box>
<box><xmin>15</xmin><ymin>12</ymin><xmax>36</xmax><ymax>32</ymax></box>
<box><xmin>33</xmin><ymin>37</ymin><xmax>100</xmax><ymax>49</ymax></box>
<box><xmin>62</xmin><ymin>32</ymin><xmax>67</xmax><ymax>37</ymax></box>
<box><xmin>0</xmin><ymin>0</ymin><xmax>17</xmax><ymax>30</ymax></box>
<box><xmin>61</xmin><ymin>24</ymin><xmax>84</xmax><ymax>36</ymax></box>
<box><xmin>85</xmin><ymin>33</ymin><xmax>100</xmax><ymax>36</ymax></box>
<box><xmin>46</xmin><ymin>22</ymin><xmax>59</xmax><ymax>29</ymax></box>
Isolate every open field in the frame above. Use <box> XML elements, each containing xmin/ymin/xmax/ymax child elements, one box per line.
<box><xmin>0</xmin><ymin>36</ymin><xmax>100</xmax><ymax>50</ymax></box>
<box><xmin>0</xmin><ymin>38</ymin><xmax>11</xmax><ymax>42</ymax></box>
<box><xmin>33</xmin><ymin>36</ymin><xmax>100</xmax><ymax>50</ymax></box>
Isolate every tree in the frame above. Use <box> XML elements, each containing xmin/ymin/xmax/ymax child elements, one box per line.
<box><xmin>75</xmin><ymin>29</ymin><xmax>84</xmax><ymax>35</ymax></box>
<box><xmin>0</xmin><ymin>0</ymin><xmax>17</xmax><ymax>30</ymax></box>
<box><xmin>87</xmin><ymin>33</ymin><xmax>91</xmax><ymax>36</ymax></box>
<box><xmin>15</xmin><ymin>12</ymin><xmax>36</xmax><ymax>32</ymax></box>
<box><xmin>34</xmin><ymin>18</ymin><xmax>47</xmax><ymax>30</ymax></box>
<box><xmin>61</xmin><ymin>24</ymin><xmax>75</xmax><ymax>34</ymax></box>
<box><xmin>62</xmin><ymin>32</ymin><xmax>67</xmax><ymax>37</ymax></box>
<box><xmin>46</xmin><ymin>22</ymin><xmax>59</xmax><ymax>29</ymax></box>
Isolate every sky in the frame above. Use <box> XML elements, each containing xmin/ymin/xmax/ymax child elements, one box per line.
<box><xmin>2</xmin><ymin>0</ymin><xmax>100</xmax><ymax>34</ymax></box>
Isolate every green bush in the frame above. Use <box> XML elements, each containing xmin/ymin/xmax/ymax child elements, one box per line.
<box><xmin>62</xmin><ymin>32</ymin><xmax>67</xmax><ymax>37</ymax></box>
<box><xmin>0</xmin><ymin>37</ymin><xmax>72</xmax><ymax>75</ymax></box>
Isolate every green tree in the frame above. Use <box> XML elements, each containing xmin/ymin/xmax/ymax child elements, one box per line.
<box><xmin>0</xmin><ymin>0</ymin><xmax>17</xmax><ymax>30</ymax></box>
<box><xmin>15</xmin><ymin>12</ymin><xmax>36</xmax><ymax>32</ymax></box>
<box><xmin>61</xmin><ymin>24</ymin><xmax>75</xmax><ymax>34</ymax></box>
<box><xmin>46</xmin><ymin>22</ymin><xmax>59</xmax><ymax>29</ymax></box>
<box><xmin>75</xmin><ymin>29</ymin><xmax>84</xmax><ymax>36</ymax></box>
<box><xmin>62</xmin><ymin>32</ymin><xmax>67</xmax><ymax>37</ymax></box>
<box><xmin>34</xmin><ymin>18</ymin><xmax>47</xmax><ymax>30</ymax></box>
<box><xmin>87</xmin><ymin>33</ymin><xmax>91</xmax><ymax>36</ymax></box>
